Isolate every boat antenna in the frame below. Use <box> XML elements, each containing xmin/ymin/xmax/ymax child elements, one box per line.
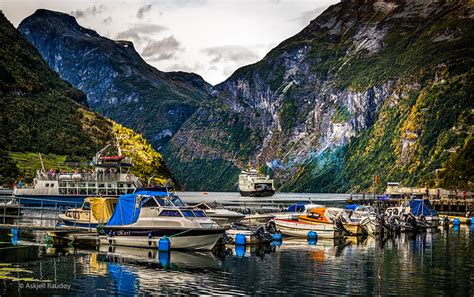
<box><xmin>115</xmin><ymin>134</ymin><xmax>122</xmax><ymax>157</ymax></box>
<box><xmin>38</xmin><ymin>153</ymin><xmax>45</xmax><ymax>173</ymax></box>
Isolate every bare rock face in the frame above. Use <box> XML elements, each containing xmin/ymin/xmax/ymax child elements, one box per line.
<box><xmin>164</xmin><ymin>0</ymin><xmax>473</xmax><ymax>191</ymax></box>
<box><xmin>18</xmin><ymin>9</ymin><xmax>212</xmax><ymax>148</ymax></box>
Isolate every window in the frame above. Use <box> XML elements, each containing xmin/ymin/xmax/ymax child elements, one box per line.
<box><xmin>79</xmin><ymin>183</ymin><xmax>86</xmax><ymax>188</ymax></box>
<box><xmin>59</xmin><ymin>189</ymin><xmax>67</xmax><ymax>194</ymax></box>
<box><xmin>68</xmin><ymin>188</ymin><xmax>77</xmax><ymax>195</ymax></box>
<box><xmin>98</xmin><ymin>183</ymin><xmax>105</xmax><ymax>188</ymax></box>
<box><xmin>88</xmin><ymin>183</ymin><xmax>96</xmax><ymax>187</ymax></box>
<box><xmin>118</xmin><ymin>188</ymin><xmax>127</xmax><ymax>195</ymax></box>
<box><xmin>107</xmin><ymin>188</ymin><xmax>117</xmax><ymax>195</ymax></box>
<box><xmin>88</xmin><ymin>188</ymin><xmax>97</xmax><ymax>195</ymax></box>
<box><xmin>50</xmin><ymin>183</ymin><xmax>54</xmax><ymax>188</ymax></box>
<box><xmin>79</xmin><ymin>188</ymin><xmax>87</xmax><ymax>195</ymax></box>
<box><xmin>193</xmin><ymin>210</ymin><xmax>206</xmax><ymax>217</ymax></box>
<box><xmin>159</xmin><ymin>210</ymin><xmax>182</xmax><ymax>217</ymax></box>
<box><xmin>127</xmin><ymin>189</ymin><xmax>134</xmax><ymax>194</ymax></box>
<box><xmin>142</xmin><ymin>197</ymin><xmax>158</xmax><ymax>207</ymax></box>
<box><xmin>171</xmin><ymin>197</ymin><xmax>184</xmax><ymax>207</ymax></box>
<box><xmin>182</xmin><ymin>210</ymin><xmax>195</xmax><ymax>217</ymax></box>
<box><xmin>59</xmin><ymin>182</ymin><xmax>67</xmax><ymax>187</ymax></box>
<box><xmin>99</xmin><ymin>189</ymin><xmax>107</xmax><ymax>195</ymax></box>
<box><xmin>45</xmin><ymin>184</ymin><xmax>49</xmax><ymax>188</ymax></box>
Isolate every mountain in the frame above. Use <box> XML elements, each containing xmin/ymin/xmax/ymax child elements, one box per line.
<box><xmin>18</xmin><ymin>9</ymin><xmax>211</xmax><ymax>148</ymax></box>
<box><xmin>0</xmin><ymin>12</ymin><xmax>171</xmax><ymax>187</ymax></box>
<box><xmin>164</xmin><ymin>0</ymin><xmax>473</xmax><ymax>191</ymax></box>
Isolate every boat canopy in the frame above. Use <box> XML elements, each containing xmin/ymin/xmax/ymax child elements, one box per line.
<box><xmin>409</xmin><ymin>199</ymin><xmax>438</xmax><ymax>216</ymax></box>
<box><xmin>107</xmin><ymin>191</ymin><xmax>170</xmax><ymax>226</ymax></box>
<box><xmin>86</xmin><ymin>197</ymin><xmax>117</xmax><ymax>223</ymax></box>
<box><xmin>345</xmin><ymin>204</ymin><xmax>359</xmax><ymax>211</ymax></box>
<box><xmin>288</xmin><ymin>202</ymin><xmax>307</xmax><ymax>212</ymax></box>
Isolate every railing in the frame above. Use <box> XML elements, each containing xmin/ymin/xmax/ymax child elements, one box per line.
<box><xmin>35</xmin><ymin>173</ymin><xmax>137</xmax><ymax>182</ymax></box>
<box><xmin>0</xmin><ymin>195</ymin><xmax>96</xmax><ymax>231</ymax></box>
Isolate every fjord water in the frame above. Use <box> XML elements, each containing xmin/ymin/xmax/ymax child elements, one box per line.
<box><xmin>0</xmin><ymin>227</ymin><xmax>473</xmax><ymax>296</ymax></box>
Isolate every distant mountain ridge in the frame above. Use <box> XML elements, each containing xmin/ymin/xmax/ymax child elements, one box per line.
<box><xmin>19</xmin><ymin>9</ymin><xmax>212</xmax><ymax>148</ymax></box>
<box><xmin>164</xmin><ymin>0</ymin><xmax>473</xmax><ymax>191</ymax></box>
<box><xmin>17</xmin><ymin>2</ymin><xmax>474</xmax><ymax>192</ymax></box>
<box><xmin>0</xmin><ymin>11</ymin><xmax>171</xmax><ymax>186</ymax></box>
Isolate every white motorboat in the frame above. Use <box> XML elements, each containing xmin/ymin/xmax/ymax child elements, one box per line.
<box><xmin>273</xmin><ymin>218</ymin><xmax>344</xmax><ymax>239</ymax></box>
<box><xmin>193</xmin><ymin>202</ymin><xmax>245</xmax><ymax>228</ymax></box>
<box><xmin>100</xmin><ymin>190</ymin><xmax>225</xmax><ymax>250</ymax></box>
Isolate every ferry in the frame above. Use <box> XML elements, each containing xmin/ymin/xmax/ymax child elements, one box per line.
<box><xmin>13</xmin><ymin>144</ymin><xmax>142</xmax><ymax>206</ymax></box>
<box><xmin>238</xmin><ymin>169</ymin><xmax>275</xmax><ymax>197</ymax></box>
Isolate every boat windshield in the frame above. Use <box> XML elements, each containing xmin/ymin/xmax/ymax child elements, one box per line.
<box><xmin>193</xmin><ymin>210</ymin><xmax>207</xmax><ymax>217</ymax></box>
<box><xmin>181</xmin><ymin>210</ymin><xmax>195</xmax><ymax>217</ymax></box>
<box><xmin>171</xmin><ymin>196</ymin><xmax>184</xmax><ymax>207</ymax></box>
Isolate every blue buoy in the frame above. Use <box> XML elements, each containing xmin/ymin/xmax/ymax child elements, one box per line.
<box><xmin>271</xmin><ymin>240</ymin><xmax>282</xmax><ymax>247</ymax></box>
<box><xmin>158</xmin><ymin>251</ymin><xmax>171</xmax><ymax>268</ymax></box>
<box><xmin>272</xmin><ymin>233</ymin><xmax>283</xmax><ymax>241</ymax></box>
<box><xmin>235</xmin><ymin>233</ymin><xmax>246</xmax><ymax>245</ymax></box>
<box><xmin>307</xmin><ymin>231</ymin><xmax>318</xmax><ymax>240</ymax></box>
<box><xmin>158</xmin><ymin>236</ymin><xmax>171</xmax><ymax>252</ymax></box>
<box><xmin>453</xmin><ymin>218</ymin><xmax>461</xmax><ymax>225</ymax></box>
<box><xmin>235</xmin><ymin>244</ymin><xmax>246</xmax><ymax>257</ymax></box>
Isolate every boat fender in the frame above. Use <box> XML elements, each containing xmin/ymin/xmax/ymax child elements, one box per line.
<box><xmin>307</xmin><ymin>231</ymin><xmax>318</xmax><ymax>240</ymax></box>
<box><xmin>235</xmin><ymin>233</ymin><xmax>246</xmax><ymax>245</ymax></box>
<box><xmin>272</xmin><ymin>233</ymin><xmax>282</xmax><ymax>241</ymax></box>
<box><xmin>147</xmin><ymin>232</ymin><xmax>153</xmax><ymax>247</ymax></box>
<box><xmin>108</xmin><ymin>231</ymin><xmax>113</xmax><ymax>245</ymax></box>
<box><xmin>158</xmin><ymin>236</ymin><xmax>171</xmax><ymax>252</ymax></box>
<box><xmin>453</xmin><ymin>218</ymin><xmax>461</xmax><ymax>225</ymax></box>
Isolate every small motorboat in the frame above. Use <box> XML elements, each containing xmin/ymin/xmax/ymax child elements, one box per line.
<box><xmin>298</xmin><ymin>207</ymin><xmax>365</xmax><ymax>235</ymax></box>
<box><xmin>100</xmin><ymin>191</ymin><xmax>225</xmax><ymax>250</ymax></box>
<box><xmin>345</xmin><ymin>205</ymin><xmax>381</xmax><ymax>234</ymax></box>
<box><xmin>225</xmin><ymin>223</ymin><xmax>275</xmax><ymax>244</ymax></box>
<box><xmin>409</xmin><ymin>199</ymin><xmax>439</xmax><ymax>228</ymax></box>
<box><xmin>59</xmin><ymin>197</ymin><xmax>118</xmax><ymax>228</ymax></box>
<box><xmin>273</xmin><ymin>218</ymin><xmax>345</xmax><ymax>239</ymax></box>
<box><xmin>193</xmin><ymin>202</ymin><xmax>245</xmax><ymax>228</ymax></box>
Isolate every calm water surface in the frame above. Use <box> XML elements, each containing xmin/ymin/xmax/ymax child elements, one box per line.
<box><xmin>0</xmin><ymin>227</ymin><xmax>473</xmax><ymax>296</ymax></box>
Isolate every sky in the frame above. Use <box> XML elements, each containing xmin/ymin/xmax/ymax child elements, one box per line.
<box><xmin>2</xmin><ymin>0</ymin><xmax>338</xmax><ymax>85</ymax></box>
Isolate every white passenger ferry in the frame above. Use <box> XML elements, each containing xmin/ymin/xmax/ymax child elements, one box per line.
<box><xmin>13</xmin><ymin>144</ymin><xmax>142</xmax><ymax>206</ymax></box>
<box><xmin>238</xmin><ymin>169</ymin><xmax>275</xmax><ymax>197</ymax></box>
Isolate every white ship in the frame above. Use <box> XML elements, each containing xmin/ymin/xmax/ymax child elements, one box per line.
<box><xmin>238</xmin><ymin>169</ymin><xmax>275</xmax><ymax>197</ymax></box>
<box><xmin>13</xmin><ymin>144</ymin><xmax>142</xmax><ymax>206</ymax></box>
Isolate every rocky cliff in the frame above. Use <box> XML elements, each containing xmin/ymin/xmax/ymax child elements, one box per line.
<box><xmin>165</xmin><ymin>0</ymin><xmax>473</xmax><ymax>191</ymax></box>
<box><xmin>18</xmin><ymin>9</ymin><xmax>211</xmax><ymax>148</ymax></box>
<box><xmin>0</xmin><ymin>12</ymin><xmax>171</xmax><ymax>186</ymax></box>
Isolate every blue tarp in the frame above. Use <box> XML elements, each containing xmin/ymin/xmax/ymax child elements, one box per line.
<box><xmin>288</xmin><ymin>202</ymin><xmax>307</xmax><ymax>212</ymax></box>
<box><xmin>410</xmin><ymin>199</ymin><xmax>438</xmax><ymax>216</ymax></box>
<box><xmin>106</xmin><ymin>191</ymin><xmax>170</xmax><ymax>226</ymax></box>
<box><xmin>345</xmin><ymin>204</ymin><xmax>359</xmax><ymax>211</ymax></box>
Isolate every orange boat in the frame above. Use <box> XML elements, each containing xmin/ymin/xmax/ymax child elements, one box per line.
<box><xmin>298</xmin><ymin>207</ymin><xmax>365</xmax><ymax>235</ymax></box>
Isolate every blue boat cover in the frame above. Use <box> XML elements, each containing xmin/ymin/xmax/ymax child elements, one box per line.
<box><xmin>107</xmin><ymin>191</ymin><xmax>169</xmax><ymax>226</ymax></box>
<box><xmin>345</xmin><ymin>204</ymin><xmax>359</xmax><ymax>211</ymax></box>
<box><xmin>410</xmin><ymin>199</ymin><xmax>438</xmax><ymax>216</ymax></box>
<box><xmin>288</xmin><ymin>202</ymin><xmax>307</xmax><ymax>212</ymax></box>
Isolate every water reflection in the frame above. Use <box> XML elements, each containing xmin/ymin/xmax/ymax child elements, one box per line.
<box><xmin>0</xmin><ymin>227</ymin><xmax>473</xmax><ymax>295</ymax></box>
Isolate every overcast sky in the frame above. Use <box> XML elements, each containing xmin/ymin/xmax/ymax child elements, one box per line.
<box><xmin>2</xmin><ymin>0</ymin><xmax>338</xmax><ymax>85</ymax></box>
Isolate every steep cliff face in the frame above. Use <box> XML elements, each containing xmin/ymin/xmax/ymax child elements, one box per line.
<box><xmin>165</xmin><ymin>0</ymin><xmax>473</xmax><ymax>191</ymax></box>
<box><xmin>0</xmin><ymin>12</ymin><xmax>171</xmax><ymax>186</ymax></box>
<box><xmin>18</xmin><ymin>9</ymin><xmax>211</xmax><ymax>148</ymax></box>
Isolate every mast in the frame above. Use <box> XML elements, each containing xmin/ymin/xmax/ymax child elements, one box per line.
<box><xmin>38</xmin><ymin>153</ymin><xmax>45</xmax><ymax>173</ymax></box>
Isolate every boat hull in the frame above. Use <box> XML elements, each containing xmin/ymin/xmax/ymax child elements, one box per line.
<box><xmin>101</xmin><ymin>227</ymin><xmax>225</xmax><ymax>250</ymax></box>
<box><xmin>14</xmin><ymin>195</ymin><xmax>89</xmax><ymax>207</ymax></box>
<box><xmin>274</xmin><ymin>219</ymin><xmax>344</xmax><ymax>239</ymax></box>
<box><xmin>239</xmin><ymin>190</ymin><xmax>275</xmax><ymax>197</ymax></box>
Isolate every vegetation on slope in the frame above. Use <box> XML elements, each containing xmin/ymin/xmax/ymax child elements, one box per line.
<box><xmin>0</xmin><ymin>12</ymin><xmax>171</xmax><ymax>187</ymax></box>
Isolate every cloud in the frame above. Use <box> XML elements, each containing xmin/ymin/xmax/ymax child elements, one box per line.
<box><xmin>103</xmin><ymin>17</ymin><xmax>112</xmax><ymax>24</ymax></box>
<box><xmin>71</xmin><ymin>5</ymin><xmax>106</xmax><ymax>19</ymax></box>
<box><xmin>202</xmin><ymin>45</ymin><xmax>259</xmax><ymax>64</ymax></box>
<box><xmin>166</xmin><ymin>62</ymin><xmax>204</xmax><ymax>73</ymax></box>
<box><xmin>141</xmin><ymin>36</ymin><xmax>182</xmax><ymax>61</ymax></box>
<box><xmin>293</xmin><ymin>7</ymin><xmax>327</xmax><ymax>26</ymax></box>
<box><xmin>116</xmin><ymin>23</ymin><xmax>167</xmax><ymax>42</ymax></box>
<box><xmin>137</xmin><ymin>4</ymin><xmax>152</xmax><ymax>19</ymax></box>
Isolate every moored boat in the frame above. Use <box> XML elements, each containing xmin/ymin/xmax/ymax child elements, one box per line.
<box><xmin>273</xmin><ymin>219</ymin><xmax>344</xmax><ymax>239</ymax></box>
<box><xmin>193</xmin><ymin>202</ymin><xmax>245</xmax><ymax>228</ymax></box>
<box><xmin>100</xmin><ymin>191</ymin><xmax>225</xmax><ymax>250</ymax></box>
<box><xmin>59</xmin><ymin>197</ymin><xmax>117</xmax><ymax>228</ymax></box>
<box><xmin>13</xmin><ymin>144</ymin><xmax>142</xmax><ymax>206</ymax></box>
<box><xmin>298</xmin><ymin>207</ymin><xmax>366</xmax><ymax>235</ymax></box>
